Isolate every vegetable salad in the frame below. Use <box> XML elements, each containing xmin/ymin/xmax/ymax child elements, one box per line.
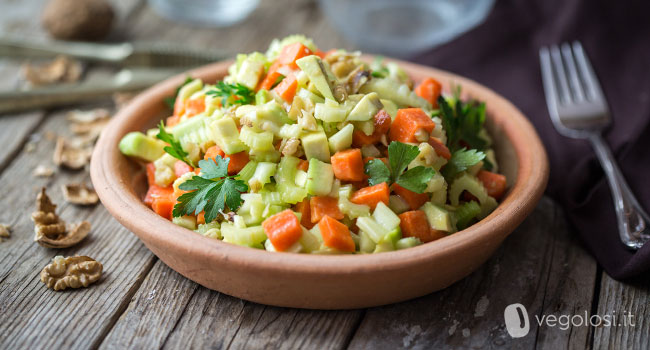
<box><xmin>118</xmin><ymin>35</ymin><xmax>507</xmax><ymax>254</ymax></box>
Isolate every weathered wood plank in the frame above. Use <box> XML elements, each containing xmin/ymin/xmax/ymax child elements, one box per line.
<box><xmin>347</xmin><ymin>197</ymin><xmax>598</xmax><ymax>350</ymax></box>
<box><xmin>592</xmin><ymin>272</ymin><xmax>649</xmax><ymax>350</ymax></box>
<box><xmin>0</xmin><ymin>107</ymin><xmax>157</xmax><ymax>349</ymax></box>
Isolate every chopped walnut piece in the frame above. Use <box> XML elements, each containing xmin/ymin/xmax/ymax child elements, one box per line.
<box><xmin>0</xmin><ymin>224</ymin><xmax>10</xmax><ymax>242</ymax></box>
<box><xmin>62</xmin><ymin>184</ymin><xmax>98</xmax><ymax>205</ymax></box>
<box><xmin>32</xmin><ymin>188</ymin><xmax>91</xmax><ymax>248</ymax></box>
<box><xmin>53</xmin><ymin>137</ymin><xmax>92</xmax><ymax>170</ymax></box>
<box><xmin>67</xmin><ymin>108</ymin><xmax>112</xmax><ymax>142</ymax></box>
<box><xmin>33</xmin><ymin>165</ymin><xmax>55</xmax><ymax>178</ymax></box>
<box><xmin>21</xmin><ymin>55</ymin><xmax>82</xmax><ymax>86</ymax></box>
<box><xmin>41</xmin><ymin>255</ymin><xmax>102</xmax><ymax>291</ymax></box>
<box><xmin>280</xmin><ymin>138</ymin><xmax>301</xmax><ymax>156</ymax></box>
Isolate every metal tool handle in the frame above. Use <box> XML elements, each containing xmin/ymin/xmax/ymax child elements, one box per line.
<box><xmin>0</xmin><ymin>37</ymin><xmax>132</xmax><ymax>63</ymax></box>
<box><xmin>589</xmin><ymin>134</ymin><xmax>650</xmax><ymax>249</ymax></box>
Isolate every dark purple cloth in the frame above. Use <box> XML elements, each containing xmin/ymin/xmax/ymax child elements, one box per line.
<box><xmin>412</xmin><ymin>0</ymin><xmax>650</xmax><ymax>279</ymax></box>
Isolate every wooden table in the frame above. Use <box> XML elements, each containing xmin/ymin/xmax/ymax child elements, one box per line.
<box><xmin>0</xmin><ymin>0</ymin><xmax>648</xmax><ymax>349</ymax></box>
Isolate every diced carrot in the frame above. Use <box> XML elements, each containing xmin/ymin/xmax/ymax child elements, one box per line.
<box><xmin>391</xmin><ymin>183</ymin><xmax>429</xmax><ymax>210</ymax></box>
<box><xmin>262</xmin><ymin>209</ymin><xmax>303</xmax><ymax>251</ymax></box>
<box><xmin>310</xmin><ymin>196</ymin><xmax>344</xmax><ymax>224</ymax></box>
<box><xmin>273</xmin><ymin>73</ymin><xmax>298</xmax><ymax>103</ymax></box>
<box><xmin>415</xmin><ymin>77</ymin><xmax>443</xmax><ymax>107</ymax></box>
<box><xmin>147</xmin><ymin>186</ymin><xmax>175</xmax><ymax>220</ymax></box>
<box><xmin>389</xmin><ymin>108</ymin><xmax>436</xmax><ymax>143</ymax></box>
<box><xmin>297</xmin><ymin>159</ymin><xmax>310</xmax><ymax>172</ymax></box>
<box><xmin>331</xmin><ymin>148</ymin><xmax>364</xmax><ymax>182</ymax></box>
<box><xmin>203</xmin><ymin>145</ymin><xmax>250</xmax><ymax>175</ymax></box>
<box><xmin>349</xmin><ymin>182</ymin><xmax>389</xmax><ymax>210</ymax></box>
<box><xmin>183</xmin><ymin>98</ymin><xmax>205</xmax><ymax>118</ymax></box>
<box><xmin>319</xmin><ymin>215</ymin><xmax>355</xmax><ymax>252</ymax></box>
<box><xmin>174</xmin><ymin>160</ymin><xmax>193</xmax><ymax>177</ymax></box>
<box><xmin>477</xmin><ymin>170</ymin><xmax>507</xmax><ymax>200</ymax></box>
<box><xmin>398</xmin><ymin>210</ymin><xmax>442</xmax><ymax>243</ymax></box>
<box><xmin>166</xmin><ymin>115</ymin><xmax>181</xmax><ymax>127</ymax></box>
<box><xmin>173</xmin><ymin>95</ymin><xmax>185</xmax><ymax>117</ymax></box>
<box><xmin>428</xmin><ymin>136</ymin><xmax>451</xmax><ymax>160</ymax></box>
<box><xmin>146</xmin><ymin>162</ymin><xmax>156</xmax><ymax>186</ymax></box>
<box><xmin>294</xmin><ymin>199</ymin><xmax>314</xmax><ymax>229</ymax></box>
<box><xmin>352</xmin><ymin>110</ymin><xmax>392</xmax><ymax>146</ymax></box>
<box><xmin>259</xmin><ymin>69</ymin><xmax>284</xmax><ymax>91</ymax></box>
<box><xmin>144</xmin><ymin>184</ymin><xmax>172</xmax><ymax>207</ymax></box>
<box><xmin>197</xmin><ymin>212</ymin><xmax>206</xmax><ymax>225</ymax></box>
<box><xmin>277</xmin><ymin>42</ymin><xmax>313</xmax><ymax>69</ymax></box>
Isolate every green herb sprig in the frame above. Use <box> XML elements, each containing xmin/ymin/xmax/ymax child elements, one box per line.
<box><xmin>364</xmin><ymin>141</ymin><xmax>435</xmax><ymax>194</ymax></box>
<box><xmin>156</xmin><ymin>121</ymin><xmax>194</xmax><ymax>167</ymax></box>
<box><xmin>206</xmin><ymin>81</ymin><xmax>255</xmax><ymax>107</ymax></box>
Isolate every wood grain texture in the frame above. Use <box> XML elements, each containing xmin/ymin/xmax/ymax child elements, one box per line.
<box><xmin>347</xmin><ymin>197</ymin><xmax>598</xmax><ymax>350</ymax></box>
<box><xmin>592</xmin><ymin>273</ymin><xmax>649</xmax><ymax>350</ymax></box>
<box><xmin>0</xmin><ymin>108</ymin><xmax>156</xmax><ymax>349</ymax></box>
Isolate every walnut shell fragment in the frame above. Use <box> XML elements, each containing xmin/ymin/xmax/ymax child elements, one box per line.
<box><xmin>53</xmin><ymin>137</ymin><xmax>92</xmax><ymax>170</ymax></box>
<box><xmin>32</xmin><ymin>188</ymin><xmax>91</xmax><ymax>248</ymax></box>
<box><xmin>21</xmin><ymin>55</ymin><xmax>82</xmax><ymax>86</ymax></box>
<box><xmin>41</xmin><ymin>255</ymin><xmax>102</xmax><ymax>291</ymax></box>
<box><xmin>62</xmin><ymin>184</ymin><xmax>98</xmax><ymax>205</ymax></box>
<box><xmin>0</xmin><ymin>224</ymin><xmax>10</xmax><ymax>242</ymax></box>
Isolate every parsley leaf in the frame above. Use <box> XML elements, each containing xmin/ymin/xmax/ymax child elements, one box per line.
<box><xmin>365</xmin><ymin>159</ymin><xmax>391</xmax><ymax>186</ymax></box>
<box><xmin>396</xmin><ymin>166</ymin><xmax>436</xmax><ymax>193</ymax></box>
<box><xmin>441</xmin><ymin>148</ymin><xmax>486</xmax><ymax>181</ymax></box>
<box><xmin>437</xmin><ymin>95</ymin><xmax>488</xmax><ymax>152</ymax></box>
<box><xmin>363</xmin><ymin>141</ymin><xmax>436</xmax><ymax>194</ymax></box>
<box><xmin>156</xmin><ymin>121</ymin><xmax>194</xmax><ymax>167</ymax></box>
<box><xmin>164</xmin><ymin>76</ymin><xmax>194</xmax><ymax>110</ymax></box>
<box><xmin>206</xmin><ymin>81</ymin><xmax>255</xmax><ymax>107</ymax></box>
<box><xmin>174</xmin><ymin>156</ymin><xmax>248</xmax><ymax>223</ymax></box>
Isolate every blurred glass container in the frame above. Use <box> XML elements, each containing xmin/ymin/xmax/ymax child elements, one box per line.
<box><xmin>318</xmin><ymin>0</ymin><xmax>495</xmax><ymax>57</ymax></box>
<box><xmin>148</xmin><ymin>0</ymin><xmax>260</xmax><ymax>27</ymax></box>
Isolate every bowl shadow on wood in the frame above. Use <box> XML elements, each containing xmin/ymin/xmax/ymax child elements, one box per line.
<box><xmin>91</xmin><ymin>58</ymin><xmax>548</xmax><ymax>309</ymax></box>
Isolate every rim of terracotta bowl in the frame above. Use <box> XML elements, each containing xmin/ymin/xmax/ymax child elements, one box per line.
<box><xmin>91</xmin><ymin>57</ymin><xmax>548</xmax><ymax>280</ymax></box>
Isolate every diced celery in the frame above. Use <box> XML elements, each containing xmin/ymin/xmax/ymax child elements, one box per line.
<box><xmin>383</xmin><ymin>227</ymin><xmax>402</xmax><ymax>246</ymax></box>
<box><xmin>372</xmin><ymin>202</ymin><xmax>401</xmax><ymax>231</ymax></box>
<box><xmin>297</xmin><ymin>88</ymin><xmax>325</xmax><ymax>104</ymax></box>
<box><xmin>396</xmin><ymin>237</ymin><xmax>421</xmax><ymax>250</ymax></box>
<box><xmin>421</xmin><ymin>202</ymin><xmax>454</xmax><ymax>232</ymax></box>
<box><xmin>278</xmin><ymin>183</ymin><xmax>308</xmax><ymax>204</ymax></box>
<box><xmin>359</xmin><ymin>230</ymin><xmax>376</xmax><ymax>253</ymax></box>
<box><xmin>328</xmin><ymin>123</ymin><xmax>354</xmax><ymax>153</ymax></box>
<box><xmin>425</xmin><ymin>173</ymin><xmax>446</xmax><ymax>193</ymax></box>
<box><xmin>485</xmin><ymin>149</ymin><xmax>499</xmax><ymax>173</ymax></box>
<box><xmin>347</xmin><ymin>92</ymin><xmax>382</xmax><ymax>121</ymax></box>
<box><xmin>239</xmin><ymin>126</ymin><xmax>275</xmax><ymax>151</ymax></box>
<box><xmin>263</xmin><ymin>204</ymin><xmax>289</xmax><ymax>218</ymax></box>
<box><xmin>236</xmin><ymin>160</ymin><xmax>258</xmax><ymax>183</ymax></box>
<box><xmin>294</xmin><ymin>170</ymin><xmax>308</xmax><ymax>188</ymax></box>
<box><xmin>338</xmin><ymin>184</ymin><xmax>353</xmax><ymax>198</ymax></box>
<box><xmin>430</xmin><ymin>185</ymin><xmax>447</xmax><ymax>206</ymax></box>
<box><xmin>356</xmin><ymin>216</ymin><xmax>388</xmax><ymax>243</ymax></box>
<box><xmin>328</xmin><ymin>179</ymin><xmax>341</xmax><ymax>198</ymax></box>
<box><xmin>210</xmin><ymin>117</ymin><xmax>247</xmax><ymax>154</ymax></box>
<box><xmin>454</xmin><ymin>201</ymin><xmax>481</xmax><ymax>230</ymax></box>
<box><xmin>195</xmin><ymin>222</ymin><xmax>221</xmax><ymax>239</ymax></box>
<box><xmin>221</xmin><ymin>223</ymin><xmax>267</xmax><ymax>248</ymax></box>
<box><xmin>237</xmin><ymin>193</ymin><xmax>266</xmax><ymax>226</ymax></box>
<box><xmin>449</xmin><ymin>173</ymin><xmax>488</xmax><ymax>206</ymax></box>
<box><xmin>299</xmin><ymin>228</ymin><xmax>321</xmax><ymax>253</ymax></box>
<box><xmin>361</xmin><ymin>144</ymin><xmax>381</xmax><ymax>158</ymax></box>
<box><xmin>359</xmin><ymin>78</ymin><xmax>430</xmax><ymax>109</ymax></box>
<box><xmin>172</xmin><ymin>114</ymin><xmax>218</xmax><ymax>150</ymax></box>
<box><xmin>354</xmin><ymin>120</ymin><xmax>374</xmax><ymax>136</ymax></box>
<box><xmin>249</xmin><ymin>149</ymin><xmax>281</xmax><ymax>163</ymax></box>
<box><xmin>256</xmin><ymin>89</ymin><xmax>271</xmax><ymax>105</ymax></box>
<box><xmin>309</xmin><ymin>224</ymin><xmax>324</xmax><ymax>243</ymax></box>
<box><xmin>306</xmin><ymin>158</ymin><xmax>334</xmax><ymax>196</ymax></box>
<box><xmin>261</xmin><ymin>191</ymin><xmax>284</xmax><ymax>205</ymax></box>
<box><xmin>478</xmin><ymin>196</ymin><xmax>498</xmax><ymax>220</ymax></box>
<box><xmin>314</xmin><ymin>99</ymin><xmax>350</xmax><ymax>122</ymax></box>
<box><xmin>279</xmin><ymin>124</ymin><xmax>304</xmax><ymax>139</ymax></box>
<box><xmin>295</xmin><ymin>55</ymin><xmax>335</xmax><ymax>100</ymax></box>
<box><xmin>177</xmin><ymin>79</ymin><xmax>203</xmax><ymax>103</ymax></box>
<box><xmin>380</xmin><ymin>99</ymin><xmax>399</xmax><ymax>120</ymax></box>
<box><xmin>338</xmin><ymin>196</ymin><xmax>370</xmax><ymax>219</ymax></box>
<box><xmin>276</xmin><ymin>156</ymin><xmax>300</xmax><ymax>184</ymax></box>
<box><xmin>172</xmin><ymin>215</ymin><xmax>197</xmax><ymax>230</ymax></box>
<box><xmin>249</xmin><ymin>162</ymin><xmax>277</xmax><ymax>192</ymax></box>
<box><xmin>388</xmin><ymin>195</ymin><xmax>410</xmax><ymax>214</ymax></box>
<box><xmin>373</xmin><ymin>240</ymin><xmax>394</xmax><ymax>253</ymax></box>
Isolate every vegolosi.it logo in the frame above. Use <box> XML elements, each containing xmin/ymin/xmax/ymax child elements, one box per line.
<box><xmin>504</xmin><ymin>303</ymin><xmax>636</xmax><ymax>338</ymax></box>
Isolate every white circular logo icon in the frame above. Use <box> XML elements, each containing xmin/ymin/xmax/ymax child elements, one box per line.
<box><xmin>504</xmin><ymin>303</ymin><xmax>530</xmax><ymax>338</ymax></box>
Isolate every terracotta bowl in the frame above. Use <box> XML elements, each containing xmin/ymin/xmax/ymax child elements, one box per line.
<box><xmin>91</xmin><ymin>58</ymin><xmax>548</xmax><ymax>310</ymax></box>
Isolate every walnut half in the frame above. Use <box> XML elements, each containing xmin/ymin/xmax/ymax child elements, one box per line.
<box><xmin>32</xmin><ymin>188</ymin><xmax>91</xmax><ymax>248</ymax></box>
<box><xmin>41</xmin><ymin>255</ymin><xmax>102</xmax><ymax>291</ymax></box>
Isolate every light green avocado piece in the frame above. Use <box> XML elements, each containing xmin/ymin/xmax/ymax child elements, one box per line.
<box><xmin>347</xmin><ymin>92</ymin><xmax>383</xmax><ymax>121</ymax></box>
<box><xmin>210</xmin><ymin>117</ymin><xmax>247</xmax><ymax>154</ymax></box>
<box><xmin>360</xmin><ymin>78</ymin><xmax>430</xmax><ymax>109</ymax></box>
<box><xmin>328</xmin><ymin>124</ymin><xmax>354</xmax><ymax>153</ymax></box>
<box><xmin>296</xmin><ymin>55</ymin><xmax>335</xmax><ymax>100</ymax></box>
<box><xmin>119</xmin><ymin>132</ymin><xmax>166</xmax><ymax>162</ymax></box>
<box><xmin>380</xmin><ymin>99</ymin><xmax>399</xmax><ymax>120</ymax></box>
<box><xmin>421</xmin><ymin>202</ymin><xmax>454</xmax><ymax>232</ymax></box>
<box><xmin>306</xmin><ymin>158</ymin><xmax>334</xmax><ymax>196</ymax></box>
<box><xmin>177</xmin><ymin>79</ymin><xmax>203</xmax><ymax>103</ymax></box>
<box><xmin>300</xmin><ymin>131</ymin><xmax>330</xmax><ymax>163</ymax></box>
<box><xmin>236</xmin><ymin>57</ymin><xmax>265</xmax><ymax>90</ymax></box>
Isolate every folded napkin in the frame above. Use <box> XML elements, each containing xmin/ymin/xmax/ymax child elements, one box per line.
<box><xmin>412</xmin><ymin>0</ymin><xmax>650</xmax><ymax>279</ymax></box>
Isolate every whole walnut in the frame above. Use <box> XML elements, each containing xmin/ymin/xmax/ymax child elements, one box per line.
<box><xmin>41</xmin><ymin>0</ymin><xmax>115</xmax><ymax>41</ymax></box>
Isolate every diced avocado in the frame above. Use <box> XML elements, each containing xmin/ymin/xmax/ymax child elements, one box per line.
<box><xmin>296</xmin><ymin>55</ymin><xmax>335</xmax><ymax>100</ymax></box>
<box><xmin>356</xmin><ymin>216</ymin><xmax>388</xmax><ymax>243</ymax></box>
<box><xmin>236</xmin><ymin>56</ymin><xmax>265</xmax><ymax>89</ymax></box>
<box><xmin>396</xmin><ymin>237</ymin><xmax>421</xmax><ymax>250</ymax></box>
<box><xmin>210</xmin><ymin>117</ymin><xmax>247</xmax><ymax>154</ymax></box>
<box><xmin>306</xmin><ymin>158</ymin><xmax>334</xmax><ymax>196</ymax></box>
<box><xmin>372</xmin><ymin>202</ymin><xmax>401</xmax><ymax>231</ymax></box>
<box><xmin>177</xmin><ymin>79</ymin><xmax>203</xmax><ymax>103</ymax></box>
<box><xmin>301</xmin><ymin>131</ymin><xmax>330</xmax><ymax>163</ymax></box>
<box><xmin>360</xmin><ymin>78</ymin><xmax>430</xmax><ymax>109</ymax></box>
<box><xmin>297</xmin><ymin>88</ymin><xmax>325</xmax><ymax>104</ymax></box>
<box><xmin>328</xmin><ymin>124</ymin><xmax>354</xmax><ymax>154</ymax></box>
<box><xmin>119</xmin><ymin>132</ymin><xmax>166</xmax><ymax>162</ymax></box>
<box><xmin>353</xmin><ymin>120</ymin><xmax>374</xmax><ymax>136</ymax></box>
<box><xmin>359</xmin><ymin>230</ymin><xmax>376</xmax><ymax>253</ymax></box>
<box><xmin>347</xmin><ymin>92</ymin><xmax>383</xmax><ymax>121</ymax></box>
<box><xmin>380</xmin><ymin>99</ymin><xmax>399</xmax><ymax>120</ymax></box>
<box><xmin>314</xmin><ymin>99</ymin><xmax>350</xmax><ymax>122</ymax></box>
<box><xmin>172</xmin><ymin>215</ymin><xmax>197</xmax><ymax>230</ymax></box>
<box><xmin>421</xmin><ymin>202</ymin><xmax>454</xmax><ymax>232</ymax></box>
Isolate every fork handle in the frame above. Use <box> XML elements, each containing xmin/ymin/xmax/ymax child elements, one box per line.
<box><xmin>0</xmin><ymin>37</ymin><xmax>131</xmax><ymax>63</ymax></box>
<box><xmin>589</xmin><ymin>134</ymin><xmax>650</xmax><ymax>249</ymax></box>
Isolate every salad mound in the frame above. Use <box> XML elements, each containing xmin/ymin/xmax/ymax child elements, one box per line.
<box><xmin>118</xmin><ymin>35</ymin><xmax>507</xmax><ymax>254</ymax></box>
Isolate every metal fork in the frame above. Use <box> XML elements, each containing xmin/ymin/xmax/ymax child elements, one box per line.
<box><xmin>539</xmin><ymin>41</ymin><xmax>650</xmax><ymax>250</ymax></box>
